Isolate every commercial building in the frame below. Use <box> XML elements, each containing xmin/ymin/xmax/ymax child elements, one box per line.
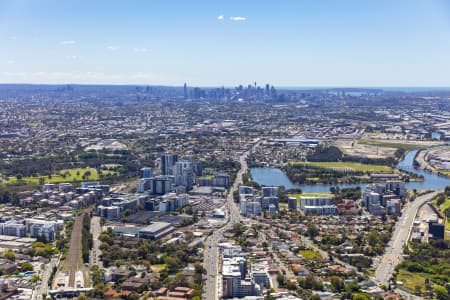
<box><xmin>97</xmin><ymin>205</ymin><xmax>121</xmax><ymax>220</ymax></box>
<box><xmin>197</xmin><ymin>173</ymin><xmax>230</xmax><ymax>188</ymax></box>
<box><xmin>159</xmin><ymin>193</ymin><xmax>188</xmax><ymax>213</ymax></box>
<box><xmin>250</xmin><ymin>262</ymin><xmax>270</xmax><ymax>289</ymax></box>
<box><xmin>151</xmin><ymin>175</ymin><xmax>174</xmax><ymax>195</ymax></box>
<box><xmin>239</xmin><ymin>186</ymin><xmax>254</xmax><ymax>195</ymax></box>
<box><xmin>137</xmin><ymin>178</ymin><xmax>152</xmax><ymax>193</ymax></box>
<box><xmin>27</xmin><ymin>219</ymin><xmax>57</xmax><ymax>242</ymax></box>
<box><xmin>261</xmin><ymin>186</ymin><xmax>277</xmax><ymax>197</ymax></box>
<box><xmin>221</xmin><ymin>245</ymin><xmax>261</xmax><ymax>298</ymax></box>
<box><xmin>138</xmin><ymin>222</ymin><xmax>174</xmax><ymax>239</ymax></box>
<box><xmin>140</xmin><ymin>167</ymin><xmax>152</xmax><ymax>179</ymax></box>
<box><xmin>0</xmin><ymin>221</ymin><xmax>26</xmax><ymax>237</ymax></box>
<box><xmin>429</xmin><ymin>221</ymin><xmax>445</xmax><ymax>240</ymax></box>
<box><xmin>161</xmin><ymin>154</ymin><xmax>178</xmax><ymax>175</ymax></box>
<box><xmin>288</xmin><ymin>197</ymin><xmax>297</xmax><ymax>211</ymax></box>
<box><xmin>300</xmin><ymin>197</ymin><xmax>337</xmax><ymax>215</ymax></box>
<box><xmin>240</xmin><ymin>199</ymin><xmax>262</xmax><ymax>217</ymax></box>
<box><xmin>174</xmin><ymin>159</ymin><xmax>195</xmax><ymax>191</ymax></box>
<box><xmin>362</xmin><ymin>182</ymin><xmax>405</xmax><ymax>215</ymax></box>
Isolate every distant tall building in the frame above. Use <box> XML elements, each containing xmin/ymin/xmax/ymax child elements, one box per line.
<box><xmin>161</xmin><ymin>154</ymin><xmax>178</xmax><ymax>175</ymax></box>
<box><xmin>184</xmin><ymin>83</ymin><xmax>188</xmax><ymax>99</ymax></box>
<box><xmin>174</xmin><ymin>159</ymin><xmax>195</xmax><ymax>191</ymax></box>
<box><xmin>137</xmin><ymin>178</ymin><xmax>152</xmax><ymax>193</ymax></box>
<box><xmin>151</xmin><ymin>175</ymin><xmax>174</xmax><ymax>195</ymax></box>
<box><xmin>239</xmin><ymin>186</ymin><xmax>254</xmax><ymax>195</ymax></box>
<box><xmin>270</xmin><ymin>86</ymin><xmax>277</xmax><ymax>98</ymax></box>
<box><xmin>261</xmin><ymin>186</ymin><xmax>277</xmax><ymax>197</ymax></box>
<box><xmin>140</xmin><ymin>167</ymin><xmax>152</xmax><ymax>178</ymax></box>
<box><xmin>288</xmin><ymin>197</ymin><xmax>297</xmax><ymax>211</ymax></box>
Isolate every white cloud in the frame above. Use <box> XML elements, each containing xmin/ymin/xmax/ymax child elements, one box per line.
<box><xmin>106</xmin><ymin>46</ymin><xmax>118</xmax><ymax>51</ymax></box>
<box><xmin>7</xmin><ymin>60</ymin><xmax>15</xmax><ymax>65</ymax></box>
<box><xmin>66</xmin><ymin>55</ymin><xmax>79</xmax><ymax>60</ymax></box>
<box><xmin>229</xmin><ymin>16</ymin><xmax>246</xmax><ymax>21</ymax></box>
<box><xmin>60</xmin><ymin>40</ymin><xmax>76</xmax><ymax>45</ymax></box>
<box><xmin>133</xmin><ymin>47</ymin><xmax>149</xmax><ymax>53</ymax></box>
<box><xmin>217</xmin><ymin>15</ymin><xmax>224</xmax><ymax>20</ymax></box>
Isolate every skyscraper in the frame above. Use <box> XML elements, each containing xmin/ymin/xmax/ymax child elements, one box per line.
<box><xmin>161</xmin><ymin>154</ymin><xmax>178</xmax><ymax>175</ymax></box>
<box><xmin>140</xmin><ymin>167</ymin><xmax>152</xmax><ymax>178</ymax></box>
<box><xmin>184</xmin><ymin>83</ymin><xmax>187</xmax><ymax>99</ymax></box>
<box><xmin>174</xmin><ymin>159</ymin><xmax>195</xmax><ymax>191</ymax></box>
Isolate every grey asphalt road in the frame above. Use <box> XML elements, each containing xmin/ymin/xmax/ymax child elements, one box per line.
<box><xmin>374</xmin><ymin>191</ymin><xmax>440</xmax><ymax>286</ymax></box>
<box><xmin>203</xmin><ymin>141</ymin><xmax>260</xmax><ymax>299</ymax></box>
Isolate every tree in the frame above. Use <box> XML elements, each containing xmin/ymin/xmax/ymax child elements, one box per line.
<box><xmin>21</xmin><ymin>261</ymin><xmax>33</xmax><ymax>272</ymax></box>
<box><xmin>434</xmin><ymin>285</ymin><xmax>449</xmax><ymax>300</ymax></box>
<box><xmin>330</xmin><ymin>275</ymin><xmax>344</xmax><ymax>292</ymax></box>
<box><xmin>5</xmin><ymin>250</ymin><xmax>15</xmax><ymax>261</ymax></box>
<box><xmin>276</xmin><ymin>273</ymin><xmax>286</xmax><ymax>287</ymax></box>
<box><xmin>437</xmin><ymin>194</ymin><xmax>446</xmax><ymax>207</ymax></box>
<box><xmin>232</xmin><ymin>223</ymin><xmax>246</xmax><ymax>237</ymax></box>
<box><xmin>306</xmin><ymin>223</ymin><xmax>319</xmax><ymax>238</ymax></box>
<box><xmin>352</xmin><ymin>294</ymin><xmax>370</xmax><ymax>300</ymax></box>
<box><xmin>126</xmin><ymin>293</ymin><xmax>140</xmax><ymax>300</ymax></box>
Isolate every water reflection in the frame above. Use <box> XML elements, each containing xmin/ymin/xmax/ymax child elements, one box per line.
<box><xmin>250</xmin><ymin>149</ymin><xmax>450</xmax><ymax>193</ymax></box>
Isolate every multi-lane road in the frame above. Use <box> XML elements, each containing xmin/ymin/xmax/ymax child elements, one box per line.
<box><xmin>204</xmin><ymin>138</ymin><xmax>435</xmax><ymax>297</ymax></box>
<box><xmin>374</xmin><ymin>191</ymin><xmax>440</xmax><ymax>286</ymax></box>
<box><xmin>203</xmin><ymin>141</ymin><xmax>260</xmax><ymax>300</ymax></box>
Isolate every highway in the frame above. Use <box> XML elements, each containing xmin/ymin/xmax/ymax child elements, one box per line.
<box><xmin>203</xmin><ymin>140</ymin><xmax>260</xmax><ymax>300</ymax></box>
<box><xmin>374</xmin><ymin>191</ymin><xmax>440</xmax><ymax>286</ymax></box>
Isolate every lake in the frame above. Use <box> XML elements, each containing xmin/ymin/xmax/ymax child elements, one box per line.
<box><xmin>250</xmin><ymin>150</ymin><xmax>450</xmax><ymax>193</ymax></box>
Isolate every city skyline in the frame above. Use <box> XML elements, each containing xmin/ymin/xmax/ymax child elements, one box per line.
<box><xmin>1</xmin><ymin>0</ymin><xmax>450</xmax><ymax>86</ymax></box>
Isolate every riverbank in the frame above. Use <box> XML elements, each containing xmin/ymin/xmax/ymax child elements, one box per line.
<box><xmin>414</xmin><ymin>146</ymin><xmax>450</xmax><ymax>178</ymax></box>
<box><xmin>251</xmin><ymin>150</ymin><xmax>450</xmax><ymax>193</ymax></box>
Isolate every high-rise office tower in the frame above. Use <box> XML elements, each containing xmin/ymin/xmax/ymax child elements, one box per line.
<box><xmin>174</xmin><ymin>160</ymin><xmax>195</xmax><ymax>191</ymax></box>
<box><xmin>161</xmin><ymin>154</ymin><xmax>178</xmax><ymax>175</ymax></box>
<box><xmin>140</xmin><ymin>167</ymin><xmax>152</xmax><ymax>178</ymax></box>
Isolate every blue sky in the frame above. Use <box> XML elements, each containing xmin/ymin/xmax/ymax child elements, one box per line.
<box><xmin>1</xmin><ymin>0</ymin><xmax>450</xmax><ymax>86</ymax></box>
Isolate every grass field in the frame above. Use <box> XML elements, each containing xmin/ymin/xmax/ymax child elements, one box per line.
<box><xmin>359</xmin><ymin>140</ymin><xmax>428</xmax><ymax>151</ymax></box>
<box><xmin>439</xmin><ymin>197</ymin><xmax>450</xmax><ymax>213</ymax></box>
<box><xmin>2</xmin><ymin>167</ymin><xmax>110</xmax><ymax>184</ymax></box>
<box><xmin>434</xmin><ymin>196</ymin><xmax>450</xmax><ymax>240</ymax></box>
<box><xmin>288</xmin><ymin>193</ymin><xmax>332</xmax><ymax>199</ymax></box>
<box><xmin>397</xmin><ymin>269</ymin><xmax>427</xmax><ymax>294</ymax></box>
<box><xmin>299</xmin><ymin>249</ymin><xmax>322</xmax><ymax>260</ymax></box>
<box><xmin>150</xmin><ymin>264</ymin><xmax>167</xmax><ymax>272</ymax></box>
<box><xmin>446</xmin><ymin>219</ymin><xmax>450</xmax><ymax>241</ymax></box>
<box><xmin>291</xmin><ymin>161</ymin><xmax>393</xmax><ymax>172</ymax></box>
<box><xmin>306</xmin><ymin>177</ymin><xmax>320</xmax><ymax>182</ymax></box>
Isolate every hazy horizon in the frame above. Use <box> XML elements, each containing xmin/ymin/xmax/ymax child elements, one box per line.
<box><xmin>1</xmin><ymin>0</ymin><xmax>450</xmax><ymax>86</ymax></box>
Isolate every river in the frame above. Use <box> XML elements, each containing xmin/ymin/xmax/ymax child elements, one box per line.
<box><xmin>250</xmin><ymin>150</ymin><xmax>450</xmax><ymax>193</ymax></box>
